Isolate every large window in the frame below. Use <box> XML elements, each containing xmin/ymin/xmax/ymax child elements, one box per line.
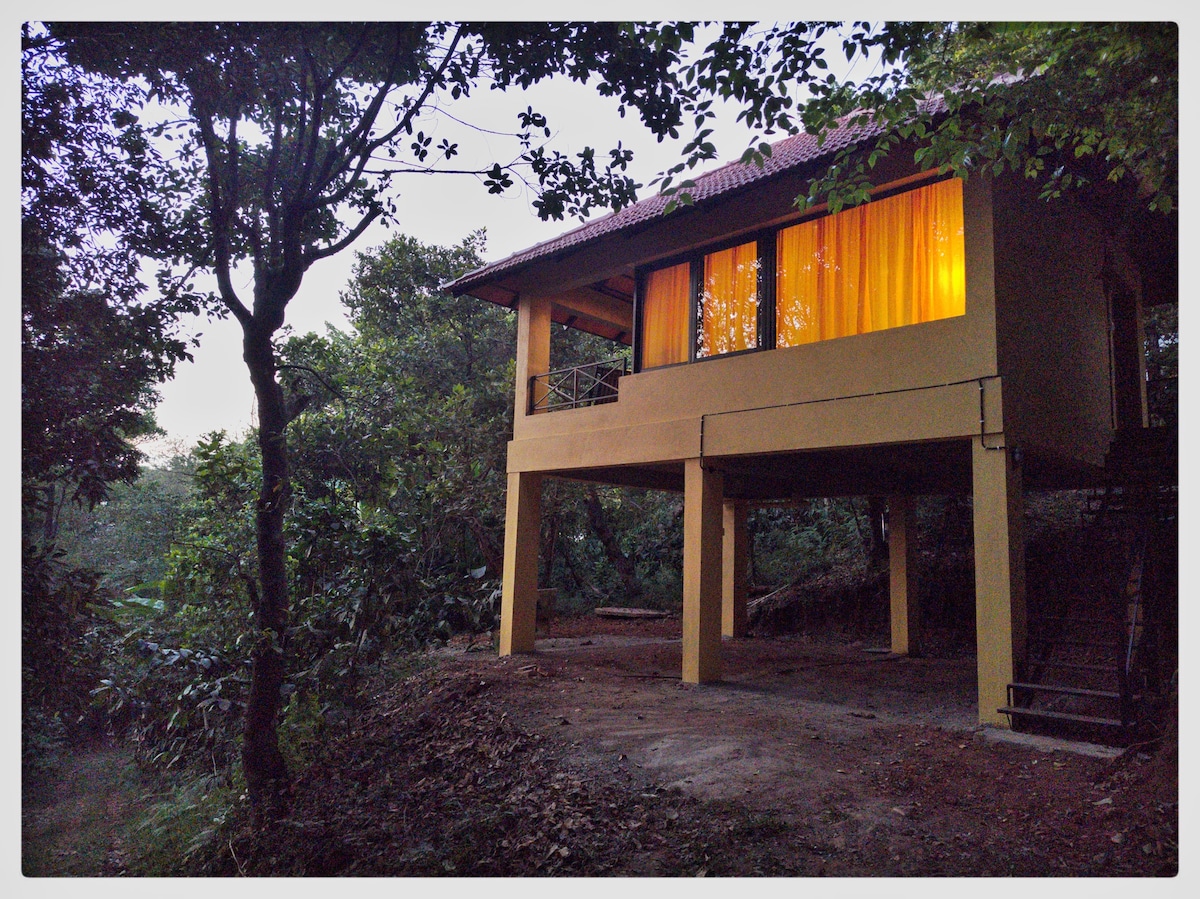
<box><xmin>699</xmin><ymin>241</ymin><xmax>760</xmax><ymax>358</ymax></box>
<box><xmin>776</xmin><ymin>178</ymin><xmax>966</xmax><ymax>347</ymax></box>
<box><xmin>636</xmin><ymin>177</ymin><xmax>967</xmax><ymax>370</ymax></box>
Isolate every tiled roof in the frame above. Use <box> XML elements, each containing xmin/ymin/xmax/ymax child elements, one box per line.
<box><xmin>448</xmin><ymin>98</ymin><xmax>945</xmax><ymax>296</ymax></box>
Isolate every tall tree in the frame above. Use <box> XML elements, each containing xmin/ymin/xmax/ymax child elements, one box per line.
<box><xmin>48</xmin><ymin>21</ymin><xmax>699</xmax><ymax>813</ymax></box>
<box><xmin>22</xmin><ymin>26</ymin><xmax>206</xmax><ymax>759</ymax></box>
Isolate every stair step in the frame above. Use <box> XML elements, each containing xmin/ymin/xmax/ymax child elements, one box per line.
<box><xmin>1028</xmin><ymin>659</ymin><xmax>1120</xmax><ymax>675</ymax></box>
<box><xmin>998</xmin><ymin>706</ymin><xmax>1128</xmax><ymax>729</ymax></box>
<box><xmin>1009</xmin><ymin>682</ymin><xmax>1121</xmax><ymax>701</ymax></box>
<box><xmin>1028</xmin><ymin>636</ymin><xmax>1120</xmax><ymax>650</ymax></box>
<box><xmin>1029</xmin><ymin>615</ymin><xmax>1124</xmax><ymax>627</ymax></box>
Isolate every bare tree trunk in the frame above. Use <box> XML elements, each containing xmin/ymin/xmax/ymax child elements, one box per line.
<box><xmin>867</xmin><ymin>496</ymin><xmax>889</xmax><ymax>566</ymax></box>
<box><xmin>466</xmin><ymin>515</ymin><xmax>504</xmax><ymax>583</ymax></box>
<box><xmin>585</xmin><ymin>486</ymin><xmax>641</xmax><ymax>601</ymax></box>
<box><xmin>542</xmin><ymin>506</ymin><xmax>559</xmax><ymax>586</ymax></box>
<box><xmin>864</xmin><ymin>494</ymin><xmax>892</xmax><ymax>564</ymax></box>
<box><xmin>241</xmin><ymin>324</ymin><xmax>291</xmax><ymax>817</ymax></box>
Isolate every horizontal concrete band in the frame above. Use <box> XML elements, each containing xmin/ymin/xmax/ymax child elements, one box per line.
<box><xmin>507</xmin><ymin>379</ymin><xmax>1001</xmax><ymax>474</ymax></box>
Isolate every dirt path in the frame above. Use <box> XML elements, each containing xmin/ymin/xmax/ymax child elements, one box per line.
<box><xmin>22</xmin><ymin>743</ymin><xmax>149</xmax><ymax>877</ymax></box>
<box><xmin>428</xmin><ymin>620</ymin><xmax>1178</xmax><ymax>876</ymax></box>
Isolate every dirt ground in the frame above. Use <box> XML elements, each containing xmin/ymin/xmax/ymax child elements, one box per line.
<box><xmin>479</xmin><ymin>616</ymin><xmax>1175</xmax><ymax>870</ymax></box>
<box><xmin>485</xmin><ymin>618</ymin><xmax>982</xmax><ymax>806</ymax></box>
<box><xmin>199</xmin><ymin>611</ymin><xmax>1178</xmax><ymax>878</ymax></box>
<box><xmin>21</xmin><ymin>744</ymin><xmax>150</xmax><ymax>877</ymax></box>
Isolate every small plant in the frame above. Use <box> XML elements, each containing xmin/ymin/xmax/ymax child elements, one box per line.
<box><xmin>279</xmin><ymin>689</ymin><xmax>324</xmax><ymax>774</ymax></box>
<box><xmin>128</xmin><ymin>774</ymin><xmax>241</xmax><ymax>876</ymax></box>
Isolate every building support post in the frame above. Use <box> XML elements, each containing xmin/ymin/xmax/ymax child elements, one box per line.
<box><xmin>683</xmin><ymin>458</ymin><xmax>723</xmax><ymax>682</ymax></box>
<box><xmin>499</xmin><ymin>470</ymin><xmax>543</xmax><ymax>656</ymax></box>
<box><xmin>972</xmin><ymin>439</ymin><xmax>1027</xmax><ymax>726</ymax></box>
<box><xmin>888</xmin><ymin>494</ymin><xmax>921</xmax><ymax>656</ymax></box>
<box><xmin>514</xmin><ymin>294</ymin><xmax>551</xmax><ymax>420</ymax></box>
<box><xmin>722</xmin><ymin>500</ymin><xmax>749</xmax><ymax>638</ymax></box>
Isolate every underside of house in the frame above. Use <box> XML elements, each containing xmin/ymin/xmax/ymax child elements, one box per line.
<box><xmin>448</xmin><ymin>117</ymin><xmax>1178</xmax><ymax>739</ymax></box>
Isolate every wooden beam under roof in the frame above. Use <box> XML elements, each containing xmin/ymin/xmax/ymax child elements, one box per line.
<box><xmin>550</xmin><ymin>286</ymin><xmax>633</xmax><ymax>334</ymax></box>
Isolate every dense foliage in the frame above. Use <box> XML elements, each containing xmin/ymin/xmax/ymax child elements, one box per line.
<box><xmin>22</xmin><ymin>28</ymin><xmax>199</xmax><ymax>533</ymax></box>
<box><xmin>666</xmin><ymin>22</ymin><xmax>1177</xmax><ymax>218</ymax></box>
<box><xmin>45</xmin><ymin>21</ymin><xmax>718</xmax><ymax>808</ymax></box>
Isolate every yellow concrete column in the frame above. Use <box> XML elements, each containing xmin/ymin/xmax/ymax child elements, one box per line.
<box><xmin>499</xmin><ymin>470</ymin><xmax>543</xmax><ymax>655</ymax></box>
<box><xmin>514</xmin><ymin>294</ymin><xmax>551</xmax><ymax>421</ymax></box>
<box><xmin>972</xmin><ymin>439</ymin><xmax>1027</xmax><ymax>726</ymax></box>
<box><xmin>683</xmin><ymin>458</ymin><xmax>723</xmax><ymax>682</ymax></box>
<box><xmin>722</xmin><ymin>500</ymin><xmax>749</xmax><ymax>638</ymax></box>
<box><xmin>888</xmin><ymin>495</ymin><xmax>921</xmax><ymax>656</ymax></box>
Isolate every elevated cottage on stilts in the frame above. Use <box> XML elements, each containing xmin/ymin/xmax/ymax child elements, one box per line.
<box><xmin>448</xmin><ymin>105</ymin><xmax>1176</xmax><ymax>736</ymax></box>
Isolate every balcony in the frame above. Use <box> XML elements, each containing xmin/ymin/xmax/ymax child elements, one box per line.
<box><xmin>529</xmin><ymin>356</ymin><xmax>629</xmax><ymax>413</ymax></box>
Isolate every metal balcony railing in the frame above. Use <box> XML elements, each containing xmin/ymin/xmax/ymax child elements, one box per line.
<box><xmin>529</xmin><ymin>356</ymin><xmax>629</xmax><ymax>413</ymax></box>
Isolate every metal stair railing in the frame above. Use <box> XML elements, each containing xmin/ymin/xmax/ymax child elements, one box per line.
<box><xmin>1002</xmin><ymin>428</ymin><xmax>1174</xmax><ymax>741</ymax></box>
<box><xmin>529</xmin><ymin>356</ymin><xmax>629</xmax><ymax>413</ymax></box>
<box><xmin>1120</xmin><ymin>523</ymin><xmax>1150</xmax><ymax>726</ymax></box>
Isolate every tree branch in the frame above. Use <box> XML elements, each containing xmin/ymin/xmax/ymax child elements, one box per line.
<box><xmin>275</xmin><ymin>363</ymin><xmax>347</xmax><ymax>403</ymax></box>
<box><xmin>305</xmin><ymin>26</ymin><xmax>401</xmax><ymax>207</ymax></box>
<box><xmin>312</xmin><ymin>25</ymin><xmax>465</xmax><ymax>217</ymax></box>
<box><xmin>191</xmin><ymin>97</ymin><xmax>252</xmax><ymax>327</ymax></box>
<box><xmin>305</xmin><ymin>205</ymin><xmax>381</xmax><ymax>264</ymax></box>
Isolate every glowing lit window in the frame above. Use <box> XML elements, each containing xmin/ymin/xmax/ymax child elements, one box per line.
<box><xmin>640</xmin><ymin>262</ymin><xmax>691</xmax><ymax>368</ymax></box>
<box><xmin>775</xmin><ymin>178</ymin><xmax>966</xmax><ymax>347</ymax></box>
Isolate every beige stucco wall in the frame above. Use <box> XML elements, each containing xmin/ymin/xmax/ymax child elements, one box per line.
<box><xmin>991</xmin><ymin>179</ymin><xmax>1119</xmax><ymax>468</ymax></box>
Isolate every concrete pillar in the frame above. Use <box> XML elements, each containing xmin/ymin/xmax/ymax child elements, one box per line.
<box><xmin>515</xmin><ymin>294</ymin><xmax>551</xmax><ymax>419</ymax></box>
<box><xmin>972</xmin><ymin>439</ymin><xmax>1027</xmax><ymax>726</ymax></box>
<box><xmin>888</xmin><ymin>494</ymin><xmax>921</xmax><ymax>656</ymax></box>
<box><xmin>682</xmin><ymin>458</ymin><xmax>723</xmax><ymax>682</ymax></box>
<box><xmin>722</xmin><ymin>500</ymin><xmax>749</xmax><ymax>638</ymax></box>
<box><xmin>499</xmin><ymin>470</ymin><xmax>543</xmax><ymax>655</ymax></box>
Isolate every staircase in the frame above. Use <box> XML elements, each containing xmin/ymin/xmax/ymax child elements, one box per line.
<box><xmin>999</xmin><ymin>427</ymin><xmax>1177</xmax><ymax>744</ymax></box>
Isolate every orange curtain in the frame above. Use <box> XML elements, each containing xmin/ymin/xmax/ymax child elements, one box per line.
<box><xmin>641</xmin><ymin>262</ymin><xmax>691</xmax><ymax>368</ymax></box>
<box><xmin>776</xmin><ymin>178</ymin><xmax>966</xmax><ymax>347</ymax></box>
<box><xmin>775</xmin><ymin>219</ymin><xmax>820</xmax><ymax>345</ymax></box>
<box><xmin>699</xmin><ymin>241</ymin><xmax>759</xmax><ymax>357</ymax></box>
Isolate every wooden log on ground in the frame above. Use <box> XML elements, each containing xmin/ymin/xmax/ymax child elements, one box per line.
<box><xmin>593</xmin><ymin>607</ymin><xmax>669</xmax><ymax>619</ymax></box>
